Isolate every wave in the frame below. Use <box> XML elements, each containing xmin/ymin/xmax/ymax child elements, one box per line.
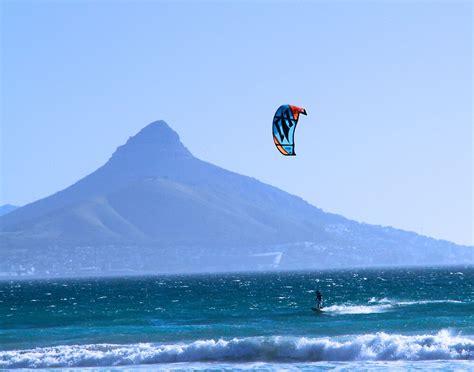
<box><xmin>322</xmin><ymin>298</ymin><xmax>465</xmax><ymax>315</ymax></box>
<box><xmin>368</xmin><ymin>297</ymin><xmax>391</xmax><ymax>304</ymax></box>
<box><xmin>322</xmin><ymin>304</ymin><xmax>392</xmax><ymax>314</ymax></box>
<box><xmin>368</xmin><ymin>298</ymin><xmax>464</xmax><ymax>306</ymax></box>
<box><xmin>397</xmin><ymin>299</ymin><xmax>463</xmax><ymax>306</ymax></box>
<box><xmin>1</xmin><ymin>331</ymin><xmax>472</xmax><ymax>368</ymax></box>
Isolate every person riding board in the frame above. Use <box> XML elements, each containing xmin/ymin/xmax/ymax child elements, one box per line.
<box><xmin>315</xmin><ymin>290</ymin><xmax>323</xmax><ymax>309</ymax></box>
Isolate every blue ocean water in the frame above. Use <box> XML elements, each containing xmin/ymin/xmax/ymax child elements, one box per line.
<box><xmin>1</xmin><ymin>266</ymin><xmax>473</xmax><ymax>370</ymax></box>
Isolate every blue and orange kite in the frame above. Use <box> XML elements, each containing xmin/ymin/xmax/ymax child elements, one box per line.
<box><xmin>272</xmin><ymin>104</ymin><xmax>307</xmax><ymax>156</ymax></box>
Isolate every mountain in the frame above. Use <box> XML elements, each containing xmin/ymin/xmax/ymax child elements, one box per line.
<box><xmin>0</xmin><ymin>204</ymin><xmax>19</xmax><ymax>217</ymax></box>
<box><xmin>1</xmin><ymin>121</ymin><xmax>471</xmax><ymax>277</ymax></box>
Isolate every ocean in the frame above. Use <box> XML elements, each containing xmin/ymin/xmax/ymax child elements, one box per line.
<box><xmin>1</xmin><ymin>266</ymin><xmax>473</xmax><ymax>370</ymax></box>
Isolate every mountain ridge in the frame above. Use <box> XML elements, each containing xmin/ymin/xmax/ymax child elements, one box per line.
<box><xmin>1</xmin><ymin>120</ymin><xmax>471</xmax><ymax>277</ymax></box>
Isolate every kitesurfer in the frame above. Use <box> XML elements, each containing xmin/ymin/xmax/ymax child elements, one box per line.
<box><xmin>315</xmin><ymin>290</ymin><xmax>323</xmax><ymax>309</ymax></box>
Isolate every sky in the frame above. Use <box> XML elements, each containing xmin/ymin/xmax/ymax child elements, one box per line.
<box><xmin>1</xmin><ymin>1</ymin><xmax>472</xmax><ymax>245</ymax></box>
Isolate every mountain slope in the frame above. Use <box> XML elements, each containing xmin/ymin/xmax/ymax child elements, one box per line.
<box><xmin>1</xmin><ymin>121</ymin><xmax>342</xmax><ymax>246</ymax></box>
<box><xmin>1</xmin><ymin>121</ymin><xmax>471</xmax><ymax>277</ymax></box>
<box><xmin>0</xmin><ymin>204</ymin><xmax>19</xmax><ymax>216</ymax></box>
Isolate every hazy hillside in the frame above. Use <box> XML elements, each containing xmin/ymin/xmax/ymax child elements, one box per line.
<box><xmin>0</xmin><ymin>204</ymin><xmax>19</xmax><ymax>216</ymax></box>
<box><xmin>1</xmin><ymin>121</ymin><xmax>471</xmax><ymax>277</ymax></box>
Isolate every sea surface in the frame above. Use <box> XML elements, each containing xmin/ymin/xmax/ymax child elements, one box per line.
<box><xmin>1</xmin><ymin>266</ymin><xmax>473</xmax><ymax>370</ymax></box>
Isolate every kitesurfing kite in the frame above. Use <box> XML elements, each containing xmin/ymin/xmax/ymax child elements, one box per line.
<box><xmin>272</xmin><ymin>104</ymin><xmax>307</xmax><ymax>156</ymax></box>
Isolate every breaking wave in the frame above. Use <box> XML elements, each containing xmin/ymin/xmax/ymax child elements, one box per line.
<box><xmin>1</xmin><ymin>331</ymin><xmax>472</xmax><ymax>368</ymax></box>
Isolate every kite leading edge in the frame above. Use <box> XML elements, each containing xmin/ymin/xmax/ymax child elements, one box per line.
<box><xmin>272</xmin><ymin>104</ymin><xmax>307</xmax><ymax>156</ymax></box>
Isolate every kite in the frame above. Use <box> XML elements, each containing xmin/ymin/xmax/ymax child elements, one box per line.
<box><xmin>272</xmin><ymin>104</ymin><xmax>307</xmax><ymax>156</ymax></box>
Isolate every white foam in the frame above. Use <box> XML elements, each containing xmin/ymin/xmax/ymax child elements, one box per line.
<box><xmin>323</xmin><ymin>304</ymin><xmax>392</xmax><ymax>314</ymax></box>
<box><xmin>397</xmin><ymin>299</ymin><xmax>463</xmax><ymax>306</ymax></box>
<box><xmin>1</xmin><ymin>331</ymin><xmax>472</xmax><ymax>368</ymax></box>
<box><xmin>368</xmin><ymin>298</ymin><xmax>464</xmax><ymax>306</ymax></box>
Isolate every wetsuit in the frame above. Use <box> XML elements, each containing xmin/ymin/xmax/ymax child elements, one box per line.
<box><xmin>316</xmin><ymin>291</ymin><xmax>323</xmax><ymax>309</ymax></box>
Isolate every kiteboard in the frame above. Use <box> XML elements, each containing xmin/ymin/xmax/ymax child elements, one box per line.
<box><xmin>311</xmin><ymin>307</ymin><xmax>324</xmax><ymax>313</ymax></box>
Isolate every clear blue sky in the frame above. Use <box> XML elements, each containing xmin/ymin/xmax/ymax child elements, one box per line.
<box><xmin>1</xmin><ymin>1</ymin><xmax>472</xmax><ymax>245</ymax></box>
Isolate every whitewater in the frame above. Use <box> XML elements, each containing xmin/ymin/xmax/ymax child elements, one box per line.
<box><xmin>2</xmin><ymin>331</ymin><xmax>473</xmax><ymax>368</ymax></box>
<box><xmin>1</xmin><ymin>266</ymin><xmax>473</xmax><ymax>370</ymax></box>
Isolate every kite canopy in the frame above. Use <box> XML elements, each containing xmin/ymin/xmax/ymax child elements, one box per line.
<box><xmin>272</xmin><ymin>104</ymin><xmax>307</xmax><ymax>156</ymax></box>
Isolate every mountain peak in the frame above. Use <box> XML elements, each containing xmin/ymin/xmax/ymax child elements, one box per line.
<box><xmin>109</xmin><ymin>120</ymin><xmax>192</xmax><ymax>166</ymax></box>
<box><xmin>132</xmin><ymin>120</ymin><xmax>181</xmax><ymax>144</ymax></box>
